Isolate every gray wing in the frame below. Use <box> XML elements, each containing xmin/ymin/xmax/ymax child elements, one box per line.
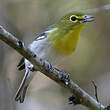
<box><xmin>34</xmin><ymin>31</ymin><xmax>47</xmax><ymax>41</ymax></box>
<box><xmin>34</xmin><ymin>28</ymin><xmax>56</xmax><ymax>41</ymax></box>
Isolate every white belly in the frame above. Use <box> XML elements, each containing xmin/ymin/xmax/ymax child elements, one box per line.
<box><xmin>28</xmin><ymin>38</ymin><xmax>64</xmax><ymax>66</ymax></box>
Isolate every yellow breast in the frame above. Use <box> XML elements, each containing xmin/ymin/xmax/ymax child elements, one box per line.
<box><xmin>52</xmin><ymin>24</ymin><xmax>85</xmax><ymax>55</ymax></box>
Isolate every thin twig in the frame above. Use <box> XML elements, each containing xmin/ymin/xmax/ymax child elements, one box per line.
<box><xmin>86</xmin><ymin>4</ymin><xmax>110</xmax><ymax>13</ymax></box>
<box><xmin>92</xmin><ymin>80</ymin><xmax>99</xmax><ymax>103</ymax></box>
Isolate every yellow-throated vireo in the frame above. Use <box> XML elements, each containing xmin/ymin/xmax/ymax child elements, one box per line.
<box><xmin>15</xmin><ymin>12</ymin><xmax>94</xmax><ymax>103</ymax></box>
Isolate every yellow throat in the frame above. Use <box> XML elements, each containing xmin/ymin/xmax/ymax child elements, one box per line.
<box><xmin>49</xmin><ymin>23</ymin><xmax>85</xmax><ymax>55</ymax></box>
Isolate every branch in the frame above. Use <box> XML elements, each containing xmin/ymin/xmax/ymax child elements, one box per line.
<box><xmin>0</xmin><ymin>25</ymin><xmax>106</xmax><ymax>110</ymax></box>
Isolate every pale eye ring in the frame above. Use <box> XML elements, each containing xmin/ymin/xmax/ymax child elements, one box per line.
<box><xmin>70</xmin><ymin>16</ymin><xmax>77</xmax><ymax>21</ymax></box>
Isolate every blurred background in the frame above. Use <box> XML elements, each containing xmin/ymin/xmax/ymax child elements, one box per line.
<box><xmin>0</xmin><ymin>0</ymin><xmax>110</xmax><ymax>110</ymax></box>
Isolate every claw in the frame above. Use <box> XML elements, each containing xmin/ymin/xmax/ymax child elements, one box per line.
<box><xmin>63</xmin><ymin>72</ymin><xmax>70</xmax><ymax>79</ymax></box>
<box><xmin>44</xmin><ymin>60</ymin><xmax>52</xmax><ymax>70</ymax></box>
<box><xmin>55</xmin><ymin>68</ymin><xmax>70</xmax><ymax>85</ymax></box>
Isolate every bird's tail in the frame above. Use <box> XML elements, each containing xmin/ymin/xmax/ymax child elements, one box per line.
<box><xmin>15</xmin><ymin>69</ymin><xmax>29</xmax><ymax>103</ymax></box>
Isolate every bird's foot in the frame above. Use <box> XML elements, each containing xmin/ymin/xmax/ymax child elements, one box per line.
<box><xmin>44</xmin><ymin>60</ymin><xmax>53</xmax><ymax>70</ymax></box>
<box><xmin>55</xmin><ymin>68</ymin><xmax>70</xmax><ymax>85</ymax></box>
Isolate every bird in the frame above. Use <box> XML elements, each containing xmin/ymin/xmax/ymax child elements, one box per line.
<box><xmin>15</xmin><ymin>12</ymin><xmax>94</xmax><ymax>103</ymax></box>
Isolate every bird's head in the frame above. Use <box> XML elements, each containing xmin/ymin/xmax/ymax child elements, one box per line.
<box><xmin>57</xmin><ymin>12</ymin><xmax>95</xmax><ymax>30</ymax></box>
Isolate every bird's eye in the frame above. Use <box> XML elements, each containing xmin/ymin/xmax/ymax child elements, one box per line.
<box><xmin>70</xmin><ymin>16</ymin><xmax>77</xmax><ymax>21</ymax></box>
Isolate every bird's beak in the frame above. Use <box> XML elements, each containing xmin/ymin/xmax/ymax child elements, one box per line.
<box><xmin>81</xmin><ymin>15</ymin><xmax>95</xmax><ymax>23</ymax></box>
